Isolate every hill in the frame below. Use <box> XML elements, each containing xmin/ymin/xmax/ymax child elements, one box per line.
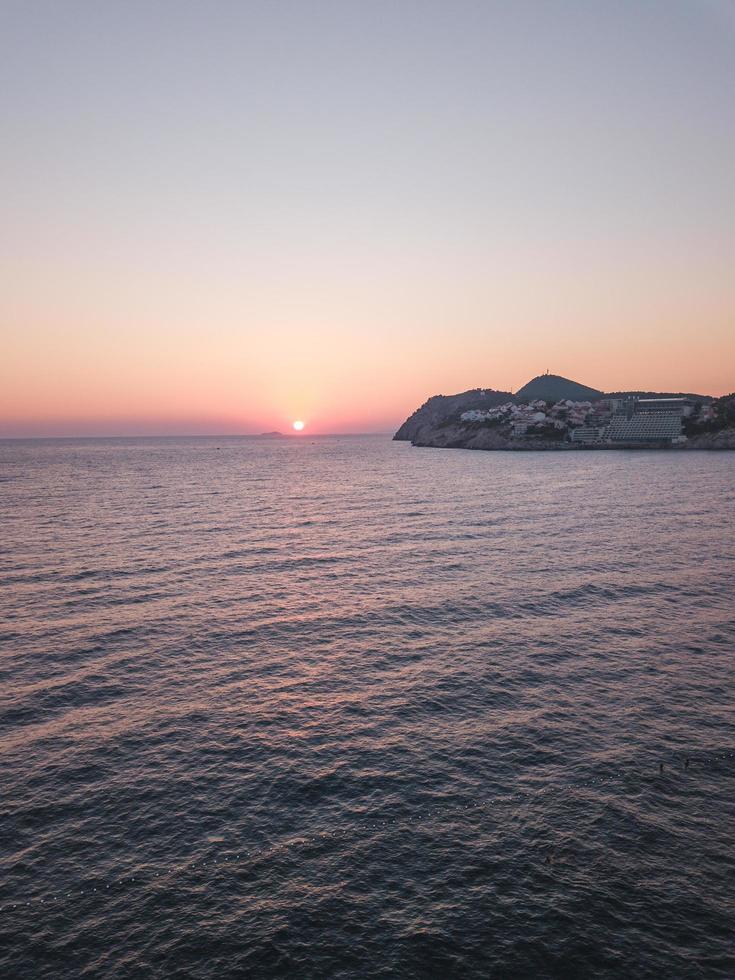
<box><xmin>393</xmin><ymin>388</ymin><xmax>515</xmax><ymax>441</ymax></box>
<box><xmin>515</xmin><ymin>373</ymin><xmax>602</xmax><ymax>402</ymax></box>
<box><xmin>605</xmin><ymin>390</ymin><xmax>710</xmax><ymax>401</ymax></box>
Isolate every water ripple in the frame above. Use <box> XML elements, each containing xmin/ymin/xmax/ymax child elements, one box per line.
<box><xmin>1</xmin><ymin>437</ymin><xmax>734</xmax><ymax>978</ymax></box>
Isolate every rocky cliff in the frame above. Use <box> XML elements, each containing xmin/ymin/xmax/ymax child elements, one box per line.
<box><xmin>410</xmin><ymin>422</ymin><xmax>572</xmax><ymax>451</ymax></box>
<box><xmin>684</xmin><ymin>429</ymin><xmax>735</xmax><ymax>449</ymax></box>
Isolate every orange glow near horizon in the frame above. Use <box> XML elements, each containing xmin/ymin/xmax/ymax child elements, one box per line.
<box><xmin>2</xmin><ymin>206</ymin><xmax>734</xmax><ymax>438</ymax></box>
<box><xmin>1</xmin><ymin>2</ymin><xmax>734</xmax><ymax>438</ymax></box>
<box><xmin>2</xmin><ymin>318</ymin><xmax>735</xmax><ymax>438</ymax></box>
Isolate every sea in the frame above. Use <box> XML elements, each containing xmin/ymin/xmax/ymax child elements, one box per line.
<box><xmin>1</xmin><ymin>435</ymin><xmax>734</xmax><ymax>979</ymax></box>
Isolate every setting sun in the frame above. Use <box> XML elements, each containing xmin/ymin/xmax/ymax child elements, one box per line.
<box><xmin>292</xmin><ymin>420</ymin><xmax>305</xmax><ymax>431</ymax></box>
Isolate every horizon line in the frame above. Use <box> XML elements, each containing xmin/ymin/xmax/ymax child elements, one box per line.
<box><xmin>0</xmin><ymin>431</ymin><xmax>397</xmax><ymax>441</ymax></box>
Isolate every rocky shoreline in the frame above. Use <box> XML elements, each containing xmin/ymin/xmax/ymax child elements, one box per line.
<box><xmin>405</xmin><ymin>421</ymin><xmax>735</xmax><ymax>451</ymax></box>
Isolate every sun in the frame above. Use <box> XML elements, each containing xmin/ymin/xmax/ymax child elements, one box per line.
<box><xmin>292</xmin><ymin>420</ymin><xmax>305</xmax><ymax>431</ymax></box>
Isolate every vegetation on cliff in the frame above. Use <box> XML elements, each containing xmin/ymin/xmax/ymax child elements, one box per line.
<box><xmin>683</xmin><ymin>393</ymin><xmax>735</xmax><ymax>435</ymax></box>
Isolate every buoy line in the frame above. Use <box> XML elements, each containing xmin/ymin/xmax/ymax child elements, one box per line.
<box><xmin>1</xmin><ymin>750</ymin><xmax>733</xmax><ymax>915</ymax></box>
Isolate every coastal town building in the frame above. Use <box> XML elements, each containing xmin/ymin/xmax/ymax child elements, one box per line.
<box><xmin>606</xmin><ymin>415</ymin><xmax>683</xmax><ymax>443</ymax></box>
<box><xmin>633</xmin><ymin>397</ymin><xmax>693</xmax><ymax>417</ymax></box>
<box><xmin>605</xmin><ymin>397</ymin><xmax>628</xmax><ymax>413</ymax></box>
<box><xmin>459</xmin><ymin>393</ymin><xmax>694</xmax><ymax>446</ymax></box>
<box><xmin>570</xmin><ymin>426</ymin><xmax>606</xmax><ymax>444</ymax></box>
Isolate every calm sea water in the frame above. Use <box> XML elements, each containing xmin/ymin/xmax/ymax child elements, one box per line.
<box><xmin>1</xmin><ymin>436</ymin><xmax>734</xmax><ymax>979</ymax></box>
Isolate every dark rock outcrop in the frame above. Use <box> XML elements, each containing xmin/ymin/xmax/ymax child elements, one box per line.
<box><xmin>684</xmin><ymin>429</ymin><xmax>735</xmax><ymax>450</ymax></box>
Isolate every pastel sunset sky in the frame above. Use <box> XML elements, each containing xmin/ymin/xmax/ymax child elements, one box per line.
<box><xmin>2</xmin><ymin>0</ymin><xmax>734</xmax><ymax>436</ymax></box>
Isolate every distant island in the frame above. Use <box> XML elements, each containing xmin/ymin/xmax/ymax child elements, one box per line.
<box><xmin>259</xmin><ymin>431</ymin><xmax>284</xmax><ymax>437</ymax></box>
<box><xmin>395</xmin><ymin>373</ymin><xmax>735</xmax><ymax>451</ymax></box>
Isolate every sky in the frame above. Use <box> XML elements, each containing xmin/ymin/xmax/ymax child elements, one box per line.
<box><xmin>1</xmin><ymin>0</ymin><xmax>734</xmax><ymax>436</ymax></box>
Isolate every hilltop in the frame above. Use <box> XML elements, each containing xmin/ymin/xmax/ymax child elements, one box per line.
<box><xmin>516</xmin><ymin>373</ymin><xmax>602</xmax><ymax>403</ymax></box>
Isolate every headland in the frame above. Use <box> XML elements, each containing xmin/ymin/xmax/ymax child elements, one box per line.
<box><xmin>395</xmin><ymin>373</ymin><xmax>735</xmax><ymax>451</ymax></box>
